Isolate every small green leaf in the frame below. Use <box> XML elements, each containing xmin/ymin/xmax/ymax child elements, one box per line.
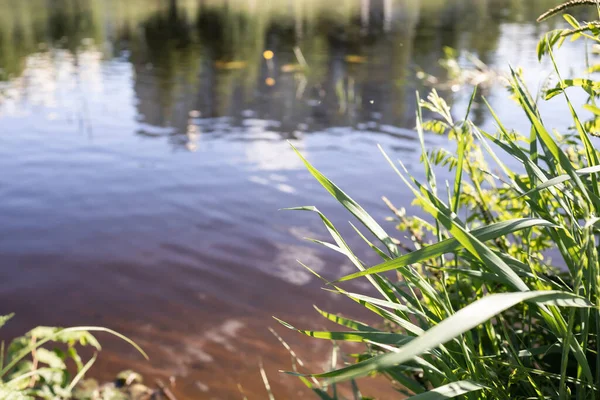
<box><xmin>0</xmin><ymin>314</ymin><xmax>14</xmax><ymax>330</ymax></box>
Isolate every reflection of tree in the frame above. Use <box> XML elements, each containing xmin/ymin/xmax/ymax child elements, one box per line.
<box><xmin>0</xmin><ymin>0</ymin><xmax>101</xmax><ymax>80</ymax></box>
<box><xmin>47</xmin><ymin>0</ymin><xmax>102</xmax><ymax>53</ymax></box>
<box><xmin>0</xmin><ymin>0</ymin><xmax>583</xmax><ymax>146</ymax></box>
<box><xmin>0</xmin><ymin>4</ymin><xmax>42</xmax><ymax>80</ymax></box>
<box><xmin>131</xmin><ymin>2</ymin><xmax>201</xmax><ymax>132</ymax></box>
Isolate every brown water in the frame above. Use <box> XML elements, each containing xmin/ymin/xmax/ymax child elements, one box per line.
<box><xmin>0</xmin><ymin>0</ymin><xmax>592</xmax><ymax>398</ymax></box>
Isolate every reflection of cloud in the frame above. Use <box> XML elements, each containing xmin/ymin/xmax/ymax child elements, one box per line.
<box><xmin>288</xmin><ymin>226</ymin><xmax>323</xmax><ymax>241</ymax></box>
<box><xmin>204</xmin><ymin>319</ymin><xmax>245</xmax><ymax>351</ymax></box>
<box><xmin>249</xmin><ymin>174</ymin><xmax>296</xmax><ymax>194</ymax></box>
<box><xmin>0</xmin><ymin>52</ymin><xmax>60</xmax><ymax>116</ymax></box>
<box><xmin>182</xmin><ymin>319</ymin><xmax>246</xmax><ymax>366</ymax></box>
<box><xmin>270</xmin><ymin>243</ymin><xmax>325</xmax><ymax>286</ymax></box>
<box><xmin>244</xmin><ymin>136</ymin><xmax>304</xmax><ymax>171</ymax></box>
<box><xmin>0</xmin><ymin>47</ymin><xmax>120</xmax><ymax>140</ymax></box>
<box><xmin>185</xmin><ymin>118</ymin><xmax>201</xmax><ymax>151</ymax></box>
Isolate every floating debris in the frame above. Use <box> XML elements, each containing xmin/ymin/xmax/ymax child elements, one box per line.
<box><xmin>214</xmin><ymin>60</ymin><xmax>247</xmax><ymax>70</ymax></box>
<box><xmin>344</xmin><ymin>54</ymin><xmax>367</xmax><ymax>64</ymax></box>
<box><xmin>263</xmin><ymin>50</ymin><xmax>274</xmax><ymax>60</ymax></box>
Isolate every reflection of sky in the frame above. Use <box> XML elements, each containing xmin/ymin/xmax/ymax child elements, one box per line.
<box><xmin>245</xmin><ymin>139</ymin><xmax>305</xmax><ymax>172</ymax></box>
<box><xmin>477</xmin><ymin>23</ymin><xmax>593</xmax><ymax>134</ymax></box>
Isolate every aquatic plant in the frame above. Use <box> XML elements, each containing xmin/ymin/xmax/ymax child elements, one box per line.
<box><xmin>270</xmin><ymin>2</ymin><xmax>600</xmax><ymax>399</ymax></box>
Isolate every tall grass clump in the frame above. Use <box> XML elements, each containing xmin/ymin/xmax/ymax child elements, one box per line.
<box><xmin>273</xmin><ymin>2</ymin><xmax>600</xmax><ymax>399</ymax></box>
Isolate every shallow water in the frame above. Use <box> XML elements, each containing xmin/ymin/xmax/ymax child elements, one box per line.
<box><xmin>0</xmin><ymin>0</ymin><xmax>593</xmax><ymax>398</ymax></box>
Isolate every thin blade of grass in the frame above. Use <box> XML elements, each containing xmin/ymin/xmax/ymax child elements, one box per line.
<box><xmin>259</xmin><ymin>360</ymin><xmax>276</xmax><ymax>400</ymax></box>
<box><xmin>520</xmin><ymin>164</ymin><xmax>600</xmax><ymax>197</ymax></box>
<box><xmin>383</xmin><ymin>149</ymin><xmax>530</xmax><ymax>291</ymax></box>
<box><xmin>313</xmin><ymin>306</ymin><xmax>378</xmax><ymax>332</ymax></box>
<box><xmin>405</xmin><ymin>380</ymin><xmax>486</xmax><ymax>399</ymax></box>
<box><xmin>67</xmin><ymin>353</ymin><xmax>97</xmax><ymax>392</ymax></box>
<box><xmin>0</xmin><ymin>314</ymin><xmax>14</xmax><ymax>330</ymax></box>
<box><xmin>349</xmin><ymin>222</ymin><xmax>391</xmax><ymax>261</ymax></box>
<box><xmin>290</xmin><ymin>144</ymin><xmax>398</xmax><ymax>256</ymax></box>
<box><xmin>275</xmin><ymin>317</ymin><xmax>413</xmax><ymax>345</ymax></box>
<box><xmin>285</xmin><ymin>291</ymin><xmax>591</xmax><ymax>383</ymax></box>
<box><xmin>286</xmin><ymin>206</ymin><xmax>394</xmax><ymax>301</ymax></box>
<box><xmin>510</xmin><ymin>68</ymin><xmax>595</xmax><ymax>208</ymax></box>
<box><xmin>336</xmin><ymin>218</ymin><xmax>554</xmax><ymax>281</ymax></box>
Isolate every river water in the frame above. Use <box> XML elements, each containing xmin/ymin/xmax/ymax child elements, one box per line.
<box><xmin>0</xmin><ymin>0</ymin><xmax>592</xmax><ymax>398</ymax></box>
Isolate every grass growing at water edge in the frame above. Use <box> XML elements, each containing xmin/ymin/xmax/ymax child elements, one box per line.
<box><xmin>269</xmin><ymin>1</ymin><xmax>600</xmax><ymax>399</ymax></box>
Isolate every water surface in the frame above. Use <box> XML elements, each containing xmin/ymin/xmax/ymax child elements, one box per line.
<box><xmin>0</xmin><ymin>0</ymin><xmax>591</xmax><ymax>398</ymax></box>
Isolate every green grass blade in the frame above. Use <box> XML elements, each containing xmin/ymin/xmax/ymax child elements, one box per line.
<box><xmin>349</xmin><ymin>222</ymin><xmax>391</xmax><ymax>261</ymax></box>
<box><xmin>405</xmin><ymin>380</ymin><xmax>486</xmax><ymax>399</ymax></box>
<box><xmin>547</xmin><ymin>42</ymin><xmax>600</xmax><ymax>205</ymax></box>
<box><xmin>339</xmin><ymin>291</ymin><xmax>421</xmax><ymax>317</ymax></box>
<box><xmin>290</xmin><ymin>144</ymin><xmax>398</xmax><ymax>256</ymax></box>
<box><xmin>67</xmin><ymin>352</ymin><xmax>97</xmax><ymax>392</ymax></box>
<box><xmin>287</xmin><ymin>291</ymin><xmax>591</xmax><ymax>383</ymax></box>
<box><xmin>510</xmin><ymin>68</ymin><xmax>594</xmax><ymax>207</ymax></box>
<box><xmin>380</xmin><ymin>148</ymin><xmax>530</xmax><ymax>291</ymax></box>
<box><xmin>416</xmin><ymin>92</ymin><xmax>437</xmax><ymax>193</ymax></box>
<box><xmin>336</xmin><ymin>218</ymin><xmax>554</xmax><ymax>281</ymax></box>
<box><xmin>275</xmin><ymin>317</ymin><xmax>413</xmax><ymax>345</ymax></box>
<box><xmin>0</xmin><ymin>314</ymin><xmax>14</xmax><ymax>330</ymax></box>
<box><xmin>287</xmin><ymin>206</ymin><xmax>394</xmax><ymax>300</ymax></box>
<box><xmin>313</xmin><ymin>306</ymin><xmax>378</xmax><ymax>332</ymax></box>
<box><xmin>520</xmin><ymin>165</ymin><xmax>600</xmax><ymax>197</ymax></box>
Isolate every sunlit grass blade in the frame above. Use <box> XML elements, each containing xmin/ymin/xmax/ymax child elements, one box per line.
<box><xmin>313</xmin><ymin>306</ymin><xmax>378</xmax><ymax>332</ymax></box>
<box><xmin>416</xmin><ymin>92</ymin><xmax>437</xmax><ymax>193</ymax></box>
<box><xmin>275</xmin><ymin>317</ymin><xmax>413</xmax><ymax>345</ymax></box>
<box><xmin>336</xmin><ymin>218</ymin><xmax>555</xmax><ymax>281</ymax></box>
<box><xmin>0</xmin><ymin>315</ymin><xmax>14</xmax><ymax>331</ymax></box>
<box><xmin>382</xmin><ymin>147</ymin><xmax>530</xmax><ymax>291</ymax></box>
<box><xmin>67</xmin><ymin>353</ymin><xmax>97</xmax><ymax>392</ymax></box>
<box><xmin>546</xmin><ymin>41</ymin><xmax>600</xmax><ymax>207</ymax></box>
<box><xmin>510</xmin><ymin>68</ymin><xmax>596</xmax><ymax>208</ymax></box>
<box><xmin>289</xmin><ymin>144</ymin><xmax>398</xmax><ymax>257</ymax></box>
<box><xmin>520</xmin><ymin>165</ymin><xmax>600</xmax><ymax>197</ymax></box>
<box><xmin>349</xmin><ymin>222</ymin><xmax>391</xmax><ymax>261</ymax></box>
<box><xmin>285</xmin><ymin>206</ymin><xmax>394</xmax><ymax>301</ymax></box>
<box><xmin>336</xmin><ymin>290</ymin><xmax>420</xmax><ymax>317</ymax></box>
<box><xmin>405</xmin><ymin>380</ymin><xmax>486</xmax><ymax>399</ymax></box>
<box><xmin>269</xmin><ymin>328</ymin><xmax>305</xmax><ymax>369</ymax></box>
<box><xmin>268</xmin><ymin>328</ymin><xmax>334</xmax><ymax>399</ymax></box>
<box><xmin>259</xmin><ymin>360</ymin><xmax>276</xmax><ymax>400</ymax></box>
<box><xmin>286</xmin><ymin>291</ymin><xmax>591</xmax><ymax>383</ymax></box>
